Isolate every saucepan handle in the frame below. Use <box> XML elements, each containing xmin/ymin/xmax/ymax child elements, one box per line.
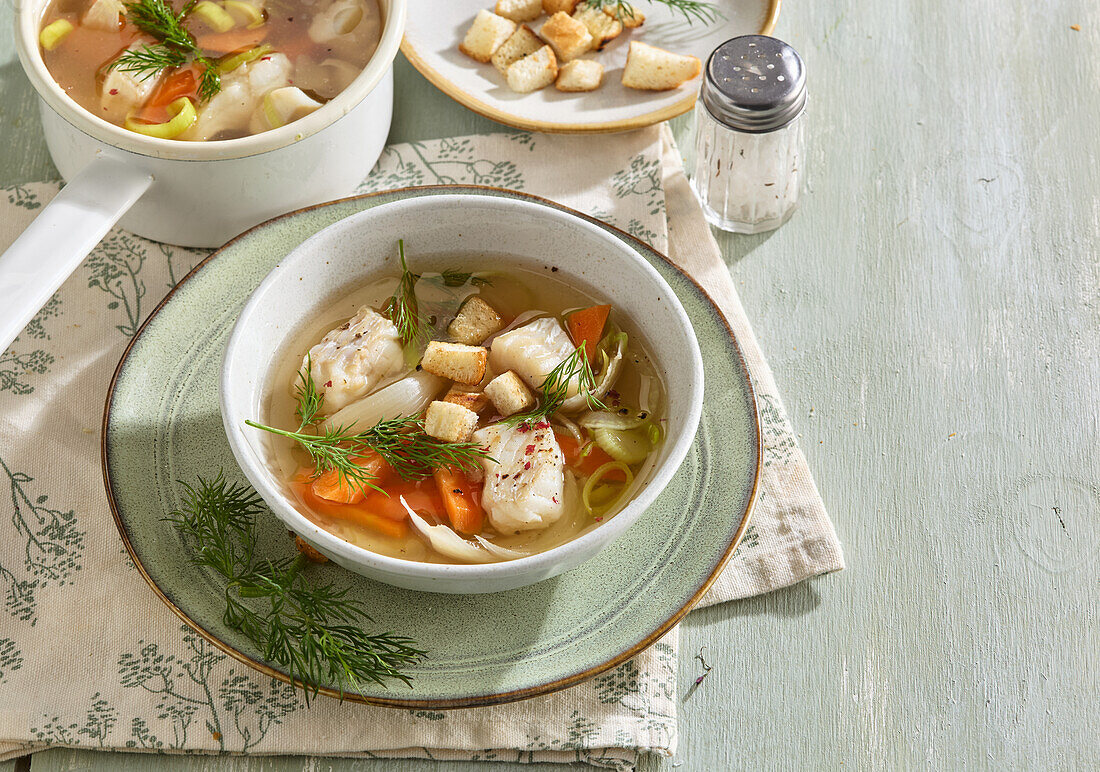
<box><xmin>0</xmin><ymin>154</ymin><xmax>153</xmax><ymax>352</ymax></box>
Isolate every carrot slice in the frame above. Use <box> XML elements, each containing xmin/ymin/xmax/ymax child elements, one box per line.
<box><xmin>294</xmin><ymin>482</ymin><xmax>409</xmax><ymax>539</ymax></box>
<box><xmin>555</xmin><ymin>431</ymin><xmax>626</xmax><ymax>481</ymax></box>
<box><xmin>361</xmin><ymin>482</ymin><xmax>445</xmax><ymax>522</ymax></box>
<box><xmin>136</xmin><ymin>67</ymin><xmax>198</xmax><ymax>123</ymax></box>
<box><xmin>195</xmin><ymin>27</ymin><xmax>266</xmax><ymax>54</ymax></box>
<box><xmin>433</xmin><ymin>467</ymin><xmax>485</xmax><ymax>535</ymax></box>
<box><xmin>566</xmin><ymin>305</ymin><xmax>611</xmax><ymax>361</ymax></box>
<box><xmin>310</xmin><ymin>451</ymin><xmax>389</xmax><ymax>504</ymax></box>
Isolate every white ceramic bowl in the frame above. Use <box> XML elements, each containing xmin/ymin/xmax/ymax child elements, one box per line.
<box><xmin>221</xmin><ymin>194</ymin><xmax>704</xmax><ymax>593</ymax></box>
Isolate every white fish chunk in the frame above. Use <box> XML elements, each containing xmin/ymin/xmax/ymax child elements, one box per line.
<box><xmin>181</xmin><ymin>54</ymin><xmax>291</xmax><ymax>141</ymax></box>
<box><xmin>100</xmin><ymin>45</ymin><xmax>162</xmax><ymax>123</ymax></box>
<box><xmin>474</xmin><ymin>423</ymin><xmax>565</xmax><ymax>532</ymax></box>
<box><xmin>302</xmin><ymin>306</ymin><xmax>405</xmax><ymax>414</ymax></box>
<box><xmin>488</xmin><ymin>317</ymin><xmax>578</xmax><ymax>395</ymax></box>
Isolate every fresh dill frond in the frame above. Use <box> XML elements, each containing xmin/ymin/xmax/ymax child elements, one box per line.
<box><xmin>504</xmin><ymin>345</ymin><xmax>606</xmax><ymax>428</ymax></box>
<box><xmin>245</xmin><ymin>414</ymin><xmax>494</xmax><ymax>493</ymax></box>
<box><xmin>111</xmin><ymin>0</ymin><xmax>221</xmax><ymax>100</ymax></box>
<box><xmin>383</xmin><ymin>240</ymin><xmax>430</xmax><ymax>347</ymax></box>
<box><xmin>592</xmin><ymin>0</ymin><xmax>721</xmax><ymax>25</ymax></box>
<box><xmin>294</xmin><ymin>354</ymin><xmax>324</xmax><ymax>431</ymax></box>
<box><xmin>166</xmin><ymin>472</ymin><xmax>426</xmax><ymax>699</ymax></box>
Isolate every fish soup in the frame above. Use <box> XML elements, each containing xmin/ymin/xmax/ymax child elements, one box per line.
<box><xmin>38</xmin><ymin>0</ymin><xmax>381</xmax><ymax>140</ymax></box>
<box><xmin>253</xmin><ymin>247</ymin><xmax>667</xmax><ymax>565</ymax></box>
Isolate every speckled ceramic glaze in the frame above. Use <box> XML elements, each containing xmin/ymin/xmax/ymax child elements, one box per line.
<box><xmin>103</xmin><ymin>186</ymin><xmax>760</xmax><ymax>707</ymax></box>
<box><xmin>222</xmin><ymin>194</ymin><xmax>704</xmax><ymax>594</ymax></box>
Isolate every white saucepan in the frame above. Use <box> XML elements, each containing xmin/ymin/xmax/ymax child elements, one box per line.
<box><xmin>0</xmin><ymin>0</ymin><xmax>407</xmax><ymax>352</ymax></box>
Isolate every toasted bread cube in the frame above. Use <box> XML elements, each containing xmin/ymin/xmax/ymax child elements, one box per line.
<box><xmin>573</xmin><ymin>4</ymin><xmax>622</xmax><ymax>50</ymax></box>
<box><xmin>506</xmin><ymin>45</ymin><xmax>559</xmax><ymax>92</ymax></box>
<box><xmin>460</xmin><ymin>9</ymin><xmax>517</xmax><ymax>63</ymax></box>
<box><xmin>556</xmin><ymin>58</ymin><xmax>603</xmax><ymax>91</ymax></box>
<box><xmin>603</xmin><ymin>1</ymin><xmax>643</xmax><ymax>27</ymax></box>
<box><xmin>421</xmin><ymin>341</ymin><xmax>487</xmax><ymax>384</ymax></box>
<box><xmin>621</xmin><ymin>40</ymin><xmax>701</xmax><ymax>91</ymax></box>
<box><xmin>484</xmin><ymin>371</ymin><xmax>536</xmax><ymax>417</ymax></box>
<box><xmin>424</xmin><ymin>401</ymin><xmax>479</xmax><ymax>444</ymax></box>
<box><xmin>539</xmin><ymin>12</ymin><xmax>592</xmax><ymax>61</ymax></box>
<box><xmin>443</xmin><ymin>383</ymin><xmax>491</xmax><ymax>413</ymax></box>
<box><xmin>495</xmin><ymin>0</ymin><xmax>542</xmax><ymax>22</ymax></box>
<box><xmin>492</xmin><ymin>25</ymin><xmax>543</xmax><ymax>76</ymax></box>
<box><xmin>448</xmin><ymin>296</ymin><xmax>505</xmax><ymax>344</ymax></box>
<box><xmin>542</xmin><ymin>0</ymin><xmax>579</xmax><ymax>13</ymax></box>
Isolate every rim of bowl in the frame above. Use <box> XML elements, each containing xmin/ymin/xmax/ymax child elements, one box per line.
<box><xmin>14</xmin><ymin>0</ymin><xmax>406</xmax><ymax>162</ymax></box>
<box><xmin>220</xmin><ymin>194</ymin><xmax>705</xmax><ymax>582</ymax></box>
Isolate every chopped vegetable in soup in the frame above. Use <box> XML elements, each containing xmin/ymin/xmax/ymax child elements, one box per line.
<box><xmin>38</xmin><ymin>0</ymin><xmax>381</xmax><ymax>140</ymax></box>
<box><xmin>249</xmin><ymin>242</ymin><xmax>665</xmax><ymax>565</ymax></box>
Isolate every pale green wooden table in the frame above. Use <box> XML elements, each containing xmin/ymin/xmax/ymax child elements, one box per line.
<box><xmin>3</xmin><ymin>0</ymin><xmax>1099</xmax><ymax>769</ymax></box>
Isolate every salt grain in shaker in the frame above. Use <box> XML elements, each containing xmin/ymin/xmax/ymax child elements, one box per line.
<box><xmin>691</xmin><ymin>35</ymin><xmax>807</xmax><ymax>233</ymax></box>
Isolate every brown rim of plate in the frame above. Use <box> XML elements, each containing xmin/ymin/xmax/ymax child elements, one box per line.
<box><xmin>399</xmin><ymin>0</ymin><xmax>782</xmax><ymax>135</ymax></box>
<box><xmin>101</xmin><ymin>184</ymin><xmax>762</xmax><ymax>709</ymax></box>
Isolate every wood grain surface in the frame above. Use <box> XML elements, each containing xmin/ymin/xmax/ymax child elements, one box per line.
<box><xmin>2</xmin><ymin>0</ymin><xmax>1098</xmax><ymax>768</ymax></box>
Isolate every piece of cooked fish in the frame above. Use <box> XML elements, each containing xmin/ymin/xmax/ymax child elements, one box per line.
<box><xmin>488</xmin><ymin>317</ymin><xmax>578</xmax><ymax>395</ymax></box>
<box><xmin>474</xmin><ymin>422</ymin><xmax>565</xmax><ymax>532</ymax></box>
<box><xmin>301</xmin><ymin>306</ymin><xmax>405</xmax><ymax>414</ymax></box>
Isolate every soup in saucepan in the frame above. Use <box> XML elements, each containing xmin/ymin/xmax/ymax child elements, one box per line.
<box><xmin>38</xmin><ymin>0</ymin><xmax>381</xmax><ymax>140</ymax></box>
<box><xmin>248</xmin><ymin>245</ymin><xmax>666</xmax><ymax>565</ymax></box>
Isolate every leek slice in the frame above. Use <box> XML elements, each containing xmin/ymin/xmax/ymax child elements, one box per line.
<box><xmin>592</xmin><ymin>427</ymin><xmax>650</xmax><ymax>464</ymax></box>
<box><xmin>39</xmin><ymin>19</ymin><xmax>74</xmax><ymax>51</ymax></box>
<box><xmin>217</xmin><ymin>43</ymin><xmax>272</xmax><ymax>73</ymax></box>
<box><xmin>124</xmin><ymin>97</ymin><xmax>197</xmax><ymax>139</ymax></box>
<box><xmin>193</xmin><ymin>1</ymin><xmax>236</xmax><ymax>32</ymax></box>
<box><xmin>582</xmin><ymin>461</ymin><xmax>634</xmax><ymax>515</ymax></box>
<box><xmin>261</xmin><ymin>86</ymin><xmax>322</xmax><ymax>129</ymax></box>
<box><xmin>223</xmin><ymin>0</ymin><xmax>266</xmax><ymax>28</ymax></box>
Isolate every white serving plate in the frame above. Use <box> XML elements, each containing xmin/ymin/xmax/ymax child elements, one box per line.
<box><xmin>402</xmin><ymin>0</ymin><xmax>780</xmax><ymax>133</ymax></box>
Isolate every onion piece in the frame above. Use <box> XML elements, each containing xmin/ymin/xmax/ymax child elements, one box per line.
<box><xmin>474</xmin><ymin>536</ymin><xmax>529</xmax><ymax>559</ymax></box>
<box><xmin>323</xmin><ymin>371</ymin><xmax>444</xmax><ymax>431</ymax></box>
<box><xmin>552</xmin><ymin>414</ymin><xmax>583</xmax><ymax>442</ymax></box>
<box><xmin>581</xmin><ymin>462</ymin><xmax>634</xmax><ymax>515</ymax></box>
<box><xmin>402</xmin><ymin>500</ymin><xmax>498</xmax><ymax>563</ymax></box>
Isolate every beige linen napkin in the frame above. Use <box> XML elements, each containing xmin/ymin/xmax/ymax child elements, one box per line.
<box><xmin>0</xmin><ymin>125</ymin><xmax>842</xmax><ymax>769</ymax></box>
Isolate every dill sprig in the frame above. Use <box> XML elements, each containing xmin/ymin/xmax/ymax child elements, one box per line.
<box><xmin>294</xmin><ymin>354</ymin><xmax>324</xmax><ymax>431</ymax></box>
<box><xmin>246</xmin><ymin>415</ymin><xmax>493</xmax><ymax>492</ymax></box>
<box><xmin>111</xmin><ymin>0</ymin><xmax>221</xmax><ymax>101</ymax></box>
<box><xmin>166</xmin><ymin>472</ymin><xmax>426</xmax><ymax>700</ymax></box>
<box><xmin>592</xmin><ymin>0</ymin><xmax>721</xmax><ymax>24</ymax></box>
<box><xmin>383</xmin><ymin>240</ymin><xmax>428</xmax><ymax>347</ymax></box>
<box><xmin>504</xmin><ymin>344</ymin><xmax>606</xmax><ymax>427</ymax></box>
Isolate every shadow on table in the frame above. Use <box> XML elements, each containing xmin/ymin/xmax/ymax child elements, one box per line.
<box><xmin>713</xmin><ymin>228</ymin><xmax>778</xmax><ymax>268</ymax></box>
<box><xmin>696</xmin><ymin>579</ymin><xmax>822</xmax><ymax>624</ymax></box>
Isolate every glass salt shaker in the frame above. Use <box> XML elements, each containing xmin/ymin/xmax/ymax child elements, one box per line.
<box><xmin>691</xmin><ymin>35</ymin><xmax>807</xmax><ymax>234</ymax></box>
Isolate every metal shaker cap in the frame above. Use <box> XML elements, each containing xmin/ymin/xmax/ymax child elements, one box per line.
<box><xmin>701</xmin><ymin>35</ymin><xmax>806</xmax><ymax>133</ymax></box>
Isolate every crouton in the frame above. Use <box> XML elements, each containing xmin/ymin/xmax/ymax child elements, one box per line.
<box><xmin>621</xmin><ymin>40</ymin><xmax>701</xmax><ymax>91</ymax></box>
<box><xmin>448</xmin><ymin>296</ymin><xmax>505</xmax><ymax>344</ymax></box>
<box><xmin>491</xmin><ymin>25</ymin><xmax>544</xmax><ymax>74</ymax></box>
<box><xmin>556</xmin><ymin>59</ymin><xmax>603</xmax><ymax>92</ymax></box>
<box><xmin>572</xmin><ymin>4</ymin><xmax>622</xmax><ymax>50</ymax></box>
<box><xmin>484</xmin><ymin>371</ymin><xmax>536</xmax><ymax>417</ymax></box>
<box><xmin>542</xmin><ymin>0</ymin><xmax>579</xmax><ymax>13</ymax></box>
<box><xmin>603</xmin><ymin>1</ymin><xmax>643</xmax><ymax>27</ymax></box>
<box><xmin>420</xmin><ymin>341</ymin><xmax>487</xmax><ymax>384</ymax></box>
<box><xmin>424</xmin><ymin>401</ymin><xmax>479</xmax><ymax>444</ymax></box>
<box><xmin>443</xmin><ymin>383</ymin><xmax>491</xmax><ymax>413</ymax></box>
<box><xmin>495</xmin><ymin>0</ymin><xmax>542</xmax><ymax>22</ymax></box>
<box><xmin>506</xmin><ymin>45</ymin><xmax>559</xmax><ymax>93</ymax></box>
<box><xmin>460</xmin><ymin>10</ymin><xmax>517</xmax><ymax>63</ymax></box>
<box><xmin>539</xmin><ymin>12</ymin><xmax>593</xmax><ymax>61</ymax></box>
<box><xmin>294</xmin><ymin>535</ymin><xmax>328</xmax><ymax>563</ymax></box>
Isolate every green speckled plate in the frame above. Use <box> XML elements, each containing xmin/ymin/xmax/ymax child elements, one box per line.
<box><xmin>102</xmin><ymin>185</ymin><xmax>760</xmax><ymax>708</ymax></box>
